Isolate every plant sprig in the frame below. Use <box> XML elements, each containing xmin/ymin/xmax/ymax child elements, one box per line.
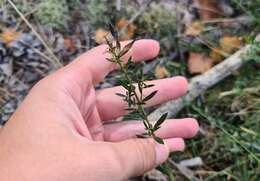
<box><xmin>105</xmin><ymin>24</ymin><xmax>167</xmax><ymax>144</ymax></box>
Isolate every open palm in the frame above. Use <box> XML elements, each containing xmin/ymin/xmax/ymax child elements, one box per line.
<box><xmin>0</xmin><ymin>39</ymin><xmax>198</xmax><ymax>181</ymax></box>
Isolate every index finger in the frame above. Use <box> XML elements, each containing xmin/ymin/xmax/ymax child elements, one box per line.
<box><xmin>67</xmin><ymin>39</ymin><xmax>160</xmax><ymax>84</ymax></box>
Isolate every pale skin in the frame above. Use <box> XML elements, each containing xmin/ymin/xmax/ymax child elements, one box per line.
<box><xmin>0</xmin><ymin>39</ymin><xmax>199</xmax><ymax>181</ymax></box>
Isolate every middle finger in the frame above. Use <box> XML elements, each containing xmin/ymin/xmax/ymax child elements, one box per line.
<box><xmin>103</xmin><ymin>118</ymin><xmax>199</xmax><ymax>142</ymax></box>
<box><xmin>96</xmin><ymin>76</ymin><xmax>188</xmax><ymax>121</ymax></box>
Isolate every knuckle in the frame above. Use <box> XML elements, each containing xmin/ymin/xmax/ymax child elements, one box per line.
<box><xmin>105</xmin><ymin>144</ymin><xmax>126</xmax><ymax>179</ymax></box>
<box><xmin>110</xmin><ymin>139</ymin><xmax>156</xmax><ymax>177</ymax></box>
<box><xmin>130</xmin><ymin>139</ymin><xmax>156</xmax><ymax>174</ymax></box>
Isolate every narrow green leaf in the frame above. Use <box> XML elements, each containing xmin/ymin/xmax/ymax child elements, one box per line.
<box><xmin>124</xmin><ymin>57</ymin><xmax>132</xmax><ymax>69</ymax></box>
<box><xmin>143</xmin><ymin>90</ymin><xmax>158</xmax><ymax>102</ymax></box>
<box><xmin>138</xmin><ymin>81</ymin><xmax>143</xmax><ymax>95</ymax></box>
<box><xmin>154</xmin><ymin>136</ymin><xmax>164</xmax><ymax>144</ymax></box>
<box><xmin>137</xmin><ymin>102</ymin><xmax>145</xmax><ymax>105</ymax></box>
<box><xmin>118</xmin><ymin>80</ymin><xmax>129</xmax><ymax>90</ymax></box>
<box><xmin>104</xmin><ymin>36</ymin><xmax>112</xmax><ymax>47</ymax></box>
<box><xmin>106</xmin><ymin>58</ymin><xmax>115</xmax><ymax>62</ymax></box>
<box><xmin>138</xmin><ymin>69</ymin><xmax>144</xmax><ymax>80</ymax></box>
<box><xmin>154</xmin><ymin>112</ymin><xmax>168</xmax><ymax>130</ymax></box>
<box><xmin>119</xmin><ymin>39</ymin><xmax>136</xmax><ymax>57</ymax></box>
<box><xmin>125</xmin><ymin>108</ymin><xmax>136</xmax><ymax>111</ymax></box>
<box><xmin>144</xmin><ymin>84</ymin><xmax>155</xmax><ymax>88</ymax></box>
<box><xmin>136</xmin><ymin>134</ymin><xmax>149</xmax><ymax>138</ymax></box>
<box><xmin>108</xmin><ymin>23</ymin><xmax>118</xmax><ymax>39</ymax></box>
<box><xmin>116</xmin><ymin>39</ymin><xmax>121</xmax><ymax>50</ymax></box>
<box><xmin>152</xmin><ymin>126</ymin><xmax>161</xmax><ymax>132</ymax></box>
<box><xmin>127</xmin><ymin>56</ymin><xmax>132</xmax><ymax>63</ymax></box>
<box><xmin>126</xmin><ymin>56</ymin><xmax>134</xmax><ymax>66</ymax></box>
<box><xmin>143</xmin><ymin>120</ymin><xmax>149</xmax><ymax>130</ymax></box>
<box><xmin>115</xmin><ymin>93</ymin><xmax>126</xmax><ymax>98</ymax></box>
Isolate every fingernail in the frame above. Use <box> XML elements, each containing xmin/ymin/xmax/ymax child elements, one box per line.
<box><xmin>154</xmin><ymin>142</ymin><xmax>169</xmax><ymax>165</ymax></box>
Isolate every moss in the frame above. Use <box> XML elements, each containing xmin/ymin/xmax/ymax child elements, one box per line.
<box><xmin>82</xmin><ymin>0</ymin><xmax>114</xmax><ymax>28</ymax></box>
<box><xmin>138</xmin><ymin>4</ymin><xmax>177</xmax><ymax>38</ymax></box>
<box><xmin>12</xmin><ymin>0</ymin><xmax>36</xmax><ymax>13</ymax></box>
<box><xmin>244</xmin><ymin>40</ymin><xmax>260</xmax><ymax>64</ymax></box>
<box><xmin>35</xmin><ymin>0</ymin><xmax>70</xmax><ymax>29</ymax></box>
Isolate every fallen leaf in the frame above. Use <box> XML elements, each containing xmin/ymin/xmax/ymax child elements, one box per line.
<box><xmin>210</xmin><ymin>36</ymin><xmax>242</xmax><ymax>63</ymax></box>
<box><xmin>155</xmin><ymin>65</ymin><xmax>170</xmax><ymax>78</ymax></box>
<box><xmin>188</xmin><ymin>52</ymin><xmax>214</xmax><ymax>74</ymax></box>
<box><xmin>210</xmin><ymin>47</ymin><xmax>224</xmax><ymax>63</ymax></box>
<box><xmin>209</xmin><ymin>36</ymin><xmax>242</xmax><ymax>63</ymax></box>
<box><xmin>196</xmin><ymin>0</ymin><xmax>222</xmax><ymax>20</ymax></box>
<box><xmin>0</xmin><ymin>29</ymin><xmax>21</xmax><ymax>44</ymax></box>
<box><xmin>116</xmin><ymin>18</ymin><xmax>127</xmax><ymax>29</ymax></box>
<box><xmin>116</xmin><ymin>18</ymin><xmax>137</xmax><ymax>40</ymax></box>
<box><xmin>185</xmin><ymin>21</ymin><xmax>204</xmax><ymax>36</ymax></box>
<box><xmin>94</xmin><ymin>28</ymin><xmax>111</xmax><ymax>44</ymax></box>
<box><xmin>220</xmin><ymin>36</ymin><xmax>242</xmax><ymax>54</ymax></box>
<box><xmin>64</xmin><ymin>37</ymin><xmax>76</xmax><ymax>52</ymax></box>
<box><xmin>144</xmin><ymin>169</ymin><xmax>168</xmax><ymax>181</ymax></box>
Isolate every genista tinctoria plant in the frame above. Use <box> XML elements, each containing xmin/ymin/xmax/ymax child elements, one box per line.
<box><xmin>105</xmin><ymin>24</ymin><xmax>167</xmax><ymax>144</ymax></box>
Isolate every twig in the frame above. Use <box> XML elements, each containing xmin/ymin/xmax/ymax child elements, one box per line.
<box><xmin>179</xmin><ymin>157</ymin><xmax>203</xmax><ymax>167</ymax></box>
<box><xmin>149</xmin><ymin>35</ymin><xmax>260</xmax><ymax>121</ymax></box>
<box><xmin>219</xmin><ymin>86</ymin><xmax>260</xmax><ymax>98</ymax></box>
<box><xmin>169</xmin><ymin>159</ymin><xmax>202</xmax><ymax>181</ymax></box>
<box><xmin>192</xmin><ymin>3</ymin><xmax>226</xmax><ymax>16</ymax></box>
<box><xmin>116</xmin><ymin>0</ymin><xmax>121</xmax><ymax>11</ymax></box>
<box><xmin>192</xmin><ymin>106</ymin><xmax>260</xmax><ymax>163</ymax></box>
<box><xmin>201</xmin><ymin>16</ymin><xmax>251</xmax><ymax>24</ymax></box>
<box><xmin>175</xmin><ymin>2</ymin><xmax>186</xmax><ymax>75</ymax></box>
<box><xmin>15</xmin><ymin>5</ymin><xmax>40</xmax><ymax>30</ymax></box>
<box><xmin>119</xmin><ymin>0</ymin><xmax>152</xmax><ymax>36</ymax></box>
<box><xmin>231</xmin><ymin>0</ymin><xmax>258</xmax><ymax>24</ymax></box>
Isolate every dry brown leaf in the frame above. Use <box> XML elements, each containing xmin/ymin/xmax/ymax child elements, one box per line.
<box><xmin>64</xmin><ymin>37</ymin><xmax>76</xmax><ymax>52</ymax></box>
<box><xmin>116</xmin><ymin>18</ymin><xmax>137</xmax><ymax>40</ymax></box>
<box><xmin>0</xmin><ymin>29</ymin><xmax>21</xmax><ymax>44</ymax></box>
<box><xmin>188</xmin><ymin>52</ymin><xmax>214</xmax><ymax>74</ymax></box>
<box><xmin>196</xmin><ymin>0</ymin><xmax>221</xmax><ymax>20</ymax></box>
<box><xmin>210</xmin><ymin>47</ymin><xmax>224</xmax><ymax>63</ymax></box>
<box><xmin>220</xmin><ymin>36</ymin><xmax>242</xmax><ymax>54</ymax></box>
<box><xmin>185</xmin><ymin>21</ymin><xmax>204</xmax><ymax>36</ymax></box>
<box><xmin>210</xmin><ymin>36</ymin><xmax>242</xmax><ymax>63</ymax></box>
<box><xmin>116</xmin><ymin>18</ymin><xmax>127</xmax><ymax>29</ymax></box>
<box><xmin>155</xmin><ymin>65</ymin><xmax>170</xmax><ymax>79</ymax></box>
<box><xmin>94</xmin><ymin>28</ymin><xmax>111</xmax><ymax>44</ymax></box>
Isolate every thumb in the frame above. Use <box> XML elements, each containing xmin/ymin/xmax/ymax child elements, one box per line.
<box><xmin>112</xmin><ymin>138</ymin><xmax>169</xmax><ymax>178</ymax></box>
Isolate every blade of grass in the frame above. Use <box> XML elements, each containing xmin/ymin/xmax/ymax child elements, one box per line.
<box><xmin>192</xmin><ymin>106</ymin><xmax>260</xmax><ymax>163</ymax></box>
<box><xmin>7</xmin><ymin>0</ymin><xmax>62</xmax><ymax>68</ymax></box>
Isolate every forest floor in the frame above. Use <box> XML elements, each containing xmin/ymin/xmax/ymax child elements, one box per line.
<box><xmin>0</xmin><ymin>0</ymin><xmax>259</xmax><ymax>180</ymax></box>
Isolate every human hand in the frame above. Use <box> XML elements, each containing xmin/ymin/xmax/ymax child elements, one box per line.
<box><xmin>0</xmin><ymin>40</ymin><xmax>199</xmax><ymax>181</ymax></box>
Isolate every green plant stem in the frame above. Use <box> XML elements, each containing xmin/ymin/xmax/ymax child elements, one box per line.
<box><xmin>105</xmin><ymin>33</ymin><xmax>166</xmax><ymax>143</ymax></box>
<box><xmin>116</xmin><ymin>57</ymin><xmax>154</xmax><ymax>135</ymax></box>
